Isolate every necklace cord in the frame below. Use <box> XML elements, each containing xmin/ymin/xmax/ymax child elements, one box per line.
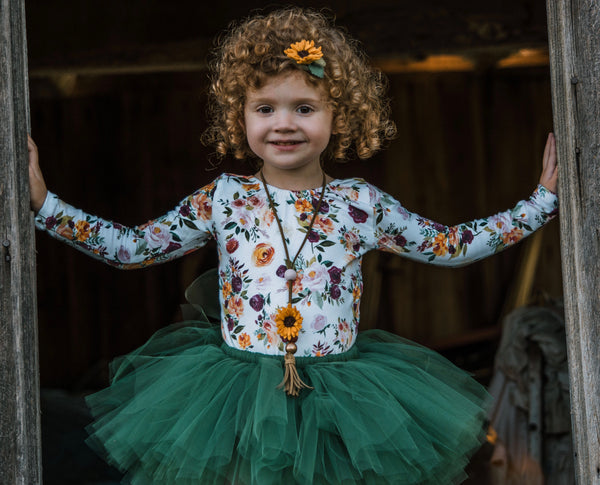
<box><xmin>260</xmin><ymin>171</ymin><xmax>328</xmax><ymax>304</ymax></box>
<box><xmin>259</xmin><ymin>171</ymin><xmax>326</xmax><ymax>397</ymax></box>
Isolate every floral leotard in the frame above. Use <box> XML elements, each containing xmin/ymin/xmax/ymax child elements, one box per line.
<box><xmin>36</xmin><ymin>174</ymin><xmax>558</xmax><ymax>356</ymax></box>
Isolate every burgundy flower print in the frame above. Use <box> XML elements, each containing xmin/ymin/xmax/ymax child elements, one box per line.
<box><xmin>328</xmin><ymin>266</ymin><xmax>342</xmax><ymax>284</ymax></box>
<box><xmin>330</xmin><ymin>285</ymin><xmax>341</xmax><ymax>300</ymax></box>
<box><xmin>461</xmin><ymin>229</ymin><xmax>474</xmax><ymax>245</ymax></box>
<box><xmin>45</xmin><ymin>216</ymin><xmax>58</xmax><ymax>229</ymax></box>
<box><xmin>313</xmin><ymin>197</ymin><xmax>329</xmax><ymax>214</ymax></box>
<box><xmin>393</xmin><ymin>234</ymin><xmax>407</xmax><ymax>247</ymax></box>
<box><xmin>276</xmin><ymin>265</ymin><xmax>287</xmax><ymax>278</ymax></box>
<box><xmin>179</xmin><ymin>204</ymin><xmax>191</xmax><ymax>217</ymax></box>
<box><xmin>231</xmin><ymin>275</ymin><xmax>243</xmax><ymax>293</ymax></box>
<box><xmin>165</xmin><ymin>242</ymin><xmax>182</xmax><ymax>253</ymax></box>
<box><xmin>308</xmin><ymin>230</ymin><xmax>319</xmax><ymax>243</ymax></box>
<box><xmin>250</xmin><ymin>294</ymin><xmax>264</xmax><ymax>312</ymax></box>
<box><xmin>348</xmin><ymin>206</ymin><xmax>368</xmax><ymax>224</ymax></box>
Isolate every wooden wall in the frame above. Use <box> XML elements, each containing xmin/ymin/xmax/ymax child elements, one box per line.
<box><xmin>30</xmin><ymin>65</ymin><xmax>561</xmax><ymax>389</ymax></box>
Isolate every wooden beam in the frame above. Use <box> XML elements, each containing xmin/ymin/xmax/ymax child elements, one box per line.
<box><xmin>0</xmin><ymin>0</ymin><xmax>42</xmax><ymax>483</ymax></box>
<box><xmin>546</xmin><ymin>0</ymin><xmax>600</xmax><ymax>483</ymax></box>
<box><xmin>25</xmin><ymin>0</ymin><xmax>549</xmax><ymax>74</ymax></box>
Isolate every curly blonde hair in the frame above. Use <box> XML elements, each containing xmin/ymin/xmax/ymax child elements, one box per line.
<box><xmin>202</xmin><ymin>7</ymin><xmax>396</xmax><ymax>162</ymax></box>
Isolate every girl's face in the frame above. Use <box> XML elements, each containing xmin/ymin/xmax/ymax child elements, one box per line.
<box><xmin>243</xmin><ymin>71</ymin><xmax>333</xmax><ymax>187</ymax></box>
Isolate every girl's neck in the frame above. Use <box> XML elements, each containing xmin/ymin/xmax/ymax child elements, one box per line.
<box><xmin>256</xmin><ymin>167</ymin><xmax>333</xmax><ymax>191</ymax></box>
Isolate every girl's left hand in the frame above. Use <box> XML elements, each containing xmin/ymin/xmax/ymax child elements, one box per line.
<box><xmin>538</xmin><ymin>132</ymin><xmax>558</xmax><ymax>193</ymax></box>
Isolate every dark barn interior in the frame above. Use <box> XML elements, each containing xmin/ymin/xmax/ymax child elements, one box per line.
<box><xmin>24</xmin><ymin>1</ymin><xmax>566</xmax><ymax>483</ymax></box>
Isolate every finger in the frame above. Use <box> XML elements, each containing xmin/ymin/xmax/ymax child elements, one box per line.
<box><xmin>542</xmin><ymin>132</ymin><xmax>552</xmax><ymax>169</ymax></box>
<box><xmin>27</xmin><ymin>134</ymin><xmax>37</xmax><ymax>150</ymax></box>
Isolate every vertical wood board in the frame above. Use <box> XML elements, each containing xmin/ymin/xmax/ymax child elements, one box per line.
<box><xmin>0</xmin><ymin>0</ymin><xmax>42</xmax><ymax>483</ymax></box>
<box><xmin>546</xmin><ymin>0</ymin><xmax>600</xmax><ymax>482</ymax></box>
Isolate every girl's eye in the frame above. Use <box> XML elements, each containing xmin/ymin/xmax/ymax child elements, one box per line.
<box><xmin>297</xmin><ymin>105</ymin><xmax>314</xmax><ymax>114</ymax></box>
<box><xmin>257</xmin><ymin>106</ymin><xmax>273</xmax><ymax>114</ymax></box>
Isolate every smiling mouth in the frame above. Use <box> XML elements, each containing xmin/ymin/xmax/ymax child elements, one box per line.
<box><xmin>269</xmin><ymin>141</ymin><xmax>304</xmax><ymax>145</ymax></box>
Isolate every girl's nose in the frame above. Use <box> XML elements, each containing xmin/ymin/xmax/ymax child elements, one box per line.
<box><xmin>273</xmin><ymin>111</ymin><xmax>297</xmax><ymax>131</ymax></box>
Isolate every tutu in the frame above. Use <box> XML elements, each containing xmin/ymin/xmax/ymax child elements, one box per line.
<box><xmin>86</xmin><ymin>327</ymin><xmax>490</xmax><ymax>484</ymax></box>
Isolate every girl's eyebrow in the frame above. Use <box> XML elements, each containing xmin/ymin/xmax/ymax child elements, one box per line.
<box><xmin>246</xmin><ymin>95</ymin><xmax>324</xmax><ymax>105</ymax></box>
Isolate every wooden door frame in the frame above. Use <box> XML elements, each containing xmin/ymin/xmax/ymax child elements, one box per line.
<box><xmin>1</xmin><ymin>0</ymin><xmax>599</xmax><ymax>483</ymax></box>
<box><xmin>0</xmin><ymin>0</ymin><xmax>42</xmax><ymax>483</ymax></box>
<box><xmin>546</xmin><ymin>0</ymin><xmax>600</xmax><ymax>483</ymax></box>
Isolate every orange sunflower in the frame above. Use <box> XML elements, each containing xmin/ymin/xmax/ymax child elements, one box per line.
<box><xmin>274</xmin><ymin>304</ymin><xmax>303</xmax><ymax>341</ymax></box>
<box><xmin>284</xmin><ymin>40</ymin><xmax>323</xmax><ymax>65</ymax></box>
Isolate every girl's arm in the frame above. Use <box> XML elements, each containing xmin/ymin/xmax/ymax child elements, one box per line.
<box><xmin>371</xmin><ymin>133</ymin><xmax>558</xmax><ymax>267</ymax></box>
<box><xmin>29</xmin><ymin>136</ymin><xmax>216</xmax><ymax>269</ymax></box>
<box><xmin>28</xmin><ymin>135</ymin><xmax>48</xmax><ymax>212</ymax></box>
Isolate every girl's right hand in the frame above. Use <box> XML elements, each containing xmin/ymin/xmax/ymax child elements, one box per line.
<box><xmin>28</xmin><ymin>135</ymin><xmax>48</xmax><ymax>213</ymax></box>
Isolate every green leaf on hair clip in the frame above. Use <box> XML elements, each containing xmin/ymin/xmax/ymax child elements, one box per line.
<box><xmin>306</xmin><ymin>63</ymin><xmax>325</xmax><ymax>79</ymax></box>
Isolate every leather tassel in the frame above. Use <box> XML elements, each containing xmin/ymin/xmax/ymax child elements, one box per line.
<box><xmin>277</xmin><ymin>352</ymin><xmax>313</xmax><ymax>397</ymax></box>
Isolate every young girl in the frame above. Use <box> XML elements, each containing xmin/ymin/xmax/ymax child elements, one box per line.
<box><xmin>28</xmin><ymin>7</ymin><xmax>558</xmax><ymax>485</ymax></box>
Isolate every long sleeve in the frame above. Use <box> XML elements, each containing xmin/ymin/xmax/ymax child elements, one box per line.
<box><xmin>371</xmin><ymin>184</ymin><xmax>558</xmax><ymax>267</ymax></box>
<box><xmin>35</xmin><ymin>178</ymin><xmax>219</xmax><ymax>269</ymax></box>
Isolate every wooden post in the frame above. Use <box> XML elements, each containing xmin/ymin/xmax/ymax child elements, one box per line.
<box><xmin>0</xmin><ymin>0</ymin><xmax>42</xmax><ymax>483</ymax></box>
<box><xmin>546</xmin><ymin>0</ymin><xmax>600</xmax><ymax>483</ymax></box>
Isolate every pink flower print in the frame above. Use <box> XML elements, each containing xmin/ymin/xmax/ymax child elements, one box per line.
<box><xmin>395</xmin><ymin>205</ymin><xmax>410</xmax><ymax>220</ymax></box>
<box><xmin>488</xmin><ymin>212</ymin><xmax>513</xmax><ymax>233</ymax></box>
<box><xmin>144</xmin><ymin>223</ymin><xmax>173</xmax><ymax>250</ymax></box>
<box><xmin>303</xmin><ymin>262</ymin><xmax>328</xmax><ymax>290</ymax></box>
<box><xmin>311</xmin><ymin>314</ymin><xmax>327</xmax><ymax>331</ymax></box>
<box><xmin>117</xmin><ymin>246</ymin><xmax>131</xmax><ymax>263</ymax></box>
<box><xmin>255</xmin><ymin>275</ymin><xmax>272</xmax><ymax>291</ymax></box>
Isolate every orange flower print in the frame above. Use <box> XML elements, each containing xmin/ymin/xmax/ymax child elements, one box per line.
<box><xmin>314</xmin><ymin>215</ymin><xmax>334</xmax><ymax>234</ymax></box>
<box><xmin>447</xmin><ymin>227</ymin><xmax>460</xmax><ymax>247</ymax></box>
<box><xmin>343</xmin><ymin>231</ymin><xmax>360</xmax><ymax>252</ymax></box>
<box><xmin>228</xmin><ymin>295</ymin><xmax>244</xmax><ymax>315</ymax></box>
<box><xmin>242</xmin><ymin>183</ymin><xmax>261</xmax><ymax>192</ymax></box>
<box><xmin>263</xmin><ymin>321</ymin><xmax>279</xmax><ymax>346</ymax></box>
<box><xmin>238</xmin><ymin>333</ymin><xmax>251</xmax><ymax>349</ymax></box>
<box><xmin>74</xmin><ymin>220</ymin><xmax>91</xmax><ymax>242</ymax></box>
<box><xmin>295</xmin><ymin>198</ymin><xmax>313</xmax><ymax>213</ymax></box>
<box><xmin>191</xmin><ymin>192</ymin><xmax>212</xmax><ymax>220</ymax></box>
<box><xmin>432</xmin><ymin>233</ymin><xmax>448</xmax><ymax>256</ymax></box>
<box><xmin>227</xmin><ymin>296</ymin><xmax>244</xmax><ymax>317</ymax></box>
<box><xmin>56</xmin><ymin>224</ymin><xmax>74</xmax><ymax>240</ymax></box>
<box><xmin>252</xmin><ymin>243</ymin><xmax>275</xmax><ymax>266</ymax></box>
<box><xmin>262</xmin><ymin>209</ymin><xmax>275</xmax><ymax>226</ymax></box>
<box><xmin>221</xmin><ymin>281</ymin><xmax>232</xmax><ymax>300</ymax></box>
<box><xmin>502</xmin><ymin>228</ymin><xmax>524</xmax><ymax>245</ymax></box>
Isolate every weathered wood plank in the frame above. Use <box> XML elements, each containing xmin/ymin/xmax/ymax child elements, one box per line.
<box><xmin>0</xmin><ymin>0</ymin><xmax>42</xmax><ymax>483</ymax></box>
<box><xmin>546</xmin><ymin>0</ymin><xmax>600</xmax><ymax>483</ymax></box>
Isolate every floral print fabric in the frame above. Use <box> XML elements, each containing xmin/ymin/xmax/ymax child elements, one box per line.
<box><xmin>36</xmin><ymin>174</ymin><xmax>558</xmax><ymax>356</ymax></box>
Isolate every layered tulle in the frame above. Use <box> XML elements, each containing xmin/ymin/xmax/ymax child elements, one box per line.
<box><xmin>85</xmin><ymin>321</ymin><xmax>490</xmax><ymax>485</ymax></box>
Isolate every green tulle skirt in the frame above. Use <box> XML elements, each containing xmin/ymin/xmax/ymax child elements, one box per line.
<box><xmin>85</xmin><ymin>320</ymin><xmax>490</xmax><ymax>485</ymax></box>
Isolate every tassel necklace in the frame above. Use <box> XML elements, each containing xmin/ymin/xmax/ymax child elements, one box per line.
<box><xmin>260</xmin><ymin>170</ymin><xmax>327</xmax><ymax>397</ymax></box>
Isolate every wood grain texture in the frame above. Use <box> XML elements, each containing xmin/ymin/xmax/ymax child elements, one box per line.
<box><xmin>0</xmin><ymin>0</ymin><xmax>42</xmax><ymax>483</ymax></box>
<box><xmin>546</xmin><ymin>0</ymin><xmax>600</xmax><ymax>483</ymax></box>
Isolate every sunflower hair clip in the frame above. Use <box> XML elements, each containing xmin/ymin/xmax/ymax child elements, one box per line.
<box><xmin>284</xmin><ymin>40</ymin><xmax>326</xmax><ymax>79</ymax></box>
